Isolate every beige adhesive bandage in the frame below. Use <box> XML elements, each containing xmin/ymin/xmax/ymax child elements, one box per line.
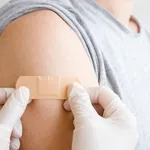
<box><xmin>16</xmin><ymin>76</ymin><xmax>80</xmax><ymax>100</ymax></box>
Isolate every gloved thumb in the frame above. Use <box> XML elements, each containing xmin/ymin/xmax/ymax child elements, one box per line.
<box><xmin>0</xmin><ymin>86</ymin><xmax>30</xmax><ymax>131</ymax></box>
<box><xmin>64</xmin><ymin>83</ymin><xmax>97</xmax><ymax>120</ymax></box>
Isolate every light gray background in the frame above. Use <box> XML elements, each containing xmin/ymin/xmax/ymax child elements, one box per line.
<box><xmin>0</xmin><ymin>0</ymin><xmax>150</xmax><ymax>24</ymax></box>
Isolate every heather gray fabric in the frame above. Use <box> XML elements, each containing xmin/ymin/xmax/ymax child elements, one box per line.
<box><xmin>0</xmin><ymin>0</ymin><xmax>150</xmax><ymax>149</ymax></box>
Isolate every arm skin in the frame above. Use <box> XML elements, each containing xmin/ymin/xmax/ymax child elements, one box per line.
<box><xmin>0</xmin><ymin>10</ymin><xmax>99</xmax><ymax>150</ymax></box>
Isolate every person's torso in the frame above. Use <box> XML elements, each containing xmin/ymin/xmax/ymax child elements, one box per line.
<box><xmin>70</xmin><ymin>1</ymin><xmax>150</xmax><ymax>149</ymax></box>
<box><xmin>1</xmin><ymin>0</ymin><xmax>150</xmax><ymax>149</ymax></box>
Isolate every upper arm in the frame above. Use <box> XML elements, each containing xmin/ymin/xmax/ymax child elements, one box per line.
<box><xmin>0</xmin><ymin>10</ymin><xmax>99</xmax><ymax>149</ymax></box>
<box><xmin>0</xmin><ymin>10</ymin><xmax>98</xmax><ymax>88</ymax></box>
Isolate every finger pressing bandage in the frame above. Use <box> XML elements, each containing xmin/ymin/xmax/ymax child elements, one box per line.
<box><xmin>16</xmin><ymin>76</ymin><xmax>80</xmax><ymax>100</ymax></box>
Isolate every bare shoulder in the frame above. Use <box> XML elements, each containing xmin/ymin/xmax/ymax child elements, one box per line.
<box><xmin>0</xmin><ymin>10</ymin><xmax>98</xmax><ymax>87</ymax></box>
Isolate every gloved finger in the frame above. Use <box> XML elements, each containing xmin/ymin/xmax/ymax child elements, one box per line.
<box><xmin>96</xmin><ymin>86</ymin><xmax>120</xmax><ymax>109</ymax></box>
<box><xmin>64</xmin><ymin>86</ymin><xmax>97</xmax><ymax>111</ymax></box>
<box><xmin>64</xmin><ymin>83</ymin><xmax>98</xmax><ymax>119</ymax></box>
<box><xmin>97</xmin><ymin>87</ymin><xmax>134</xmax><ymax>119</ymax></box>
<box><xmin>64</xmin><ymin>86</ymin><xmax>107</xmax><ymax>112</ymax></box>
<box><xmin>0</xmin><ymin>86</ymin><xmax>30</xmax><ymax>131</ymax></box>
<box><xmin>12</xmin><ymin>119</ymin><xmax>22</xmax><ymax>139</ymax></box>
<box><xmin>80</xmin><ymin>86</ymin><xmax>134</xmax><ymax>121</ymax></box>
<box><xmin>82</xmin><ymin>86</ymin><xmax>121</xmax><ymax>109</ymax></box>
<box><xmin>84</xmin><ymin>87</ymin><xmax>105</xmax><ymax>115</ymax></box>
<box><xmin>0</xmin><ymin>88</ymin><xmax>32</xmax><ymax>105</ymax></box>
<box><xmin>64</xmin><ymin>97</ymin><xmax>104</xmax><ymax>116</ymax></box>
<box><xmin>10</xmin><ymin>138</ymin><xmax>20</xmax><ymax>150</ymax></box>
<box><xmin>0</xmin><ymin>88</ymin><xmax>14</xmax><ymax>105</ymax></box>
<box><xmin>0</xmin><ymin>124</ymin><xmax>11</xmax><ymax>145</ymax></box>
<box><xmin>64</xmin><ymin>86</ymin><xmax>121</xmax><ymax>117</ymax></box>
<box><xmin>0</xmin><ymin>89</ymin><xmax>7</xmax><ymax>105</ymax></box>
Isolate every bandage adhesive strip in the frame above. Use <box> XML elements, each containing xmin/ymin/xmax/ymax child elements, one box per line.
<box><xmin>16</xmin><ymin>76</ymin><xmax>80</xmax><ymax>100</ymax></box>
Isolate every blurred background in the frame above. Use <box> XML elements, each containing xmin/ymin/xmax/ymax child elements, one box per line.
<box><xmin>0</xmin><ymin>0</ymin><xmax>150</xmax><ymax>24</ymax></box>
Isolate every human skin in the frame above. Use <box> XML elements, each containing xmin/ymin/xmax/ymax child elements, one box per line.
<box><xmin>0</xmin><ymin>10</ymin><xmax>99</xmax><ymax>150</ymax></box>
<box><xmin>0</xmin><ymin>0</ymin><xmax>139</xmax><ymax>149</ymax></box>
<box><xmin>96</xmin><ymin>0</ymin><xmax>139</xmax><ymax>32</ymax></box>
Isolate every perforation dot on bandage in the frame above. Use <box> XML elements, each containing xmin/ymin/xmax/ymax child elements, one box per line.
<box><xmin>16</xmin><ymin>76</ymin><xmax>80</xmax><ymax>100</ymax></box>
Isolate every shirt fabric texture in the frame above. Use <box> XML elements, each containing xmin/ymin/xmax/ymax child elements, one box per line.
<box><xmin>0</xmin><ymin>0</ymin><xmax>150</xmax><ymax>149</ymax></box>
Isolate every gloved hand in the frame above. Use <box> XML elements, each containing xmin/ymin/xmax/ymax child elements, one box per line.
<box><xmin>64</xmin><ymin>83</ymin><xmax>139</xmax><ymax>150</ymax></box>
<box><xmin>0</xmin><ymin>87</ymin><xmax>30</xmax><ymax>150</ymax></box>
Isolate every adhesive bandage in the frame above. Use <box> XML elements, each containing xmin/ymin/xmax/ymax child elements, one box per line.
<box><xmin>16</xmin><ymin>76</ymin><xmax>80</xmax><ymax>100</ymax></box>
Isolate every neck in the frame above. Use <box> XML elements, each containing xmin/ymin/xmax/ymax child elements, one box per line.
<box><xmin>96</xmin><ymin>0</ymin><xmax>134</xmax><ymax>29</ymax></box>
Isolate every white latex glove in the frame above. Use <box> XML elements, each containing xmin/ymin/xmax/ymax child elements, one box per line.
<box><xmin>64</xmin><ymin>83</ymin><xmax>139</xmax><ymax>150</ymax></box>
<box><xmin>0</xmin><ymin>87</ymin><xmax>30</xmax><ymax>150</ymax></box>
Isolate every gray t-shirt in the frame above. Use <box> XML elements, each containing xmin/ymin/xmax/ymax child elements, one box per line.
<box><xmin>0</xmin><ymin>0</ymin><xmax>150</xmax><ymax>149</ymax></box>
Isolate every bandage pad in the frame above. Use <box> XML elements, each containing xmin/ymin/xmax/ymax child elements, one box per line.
<box><xmin>16</xmin><ymin>76</ymin><xmax>80</xmax><ymax>100</ymax></box>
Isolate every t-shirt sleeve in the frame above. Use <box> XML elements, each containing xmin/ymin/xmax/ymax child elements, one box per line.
<box><xmin>0</xmin><ymin>0</ymin><xmax>74</xmax><ymax>35</ymax></box>
<box><xmin>0</xmin><ymin>0</ymin><xmax>98</xmax><ymax>79</ymax></box>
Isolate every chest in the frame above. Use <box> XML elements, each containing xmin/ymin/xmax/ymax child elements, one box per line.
<box><xmin>91</xmin><ymin>31</ymin><xmax>150</xmax><ymax>148</ymax></box>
